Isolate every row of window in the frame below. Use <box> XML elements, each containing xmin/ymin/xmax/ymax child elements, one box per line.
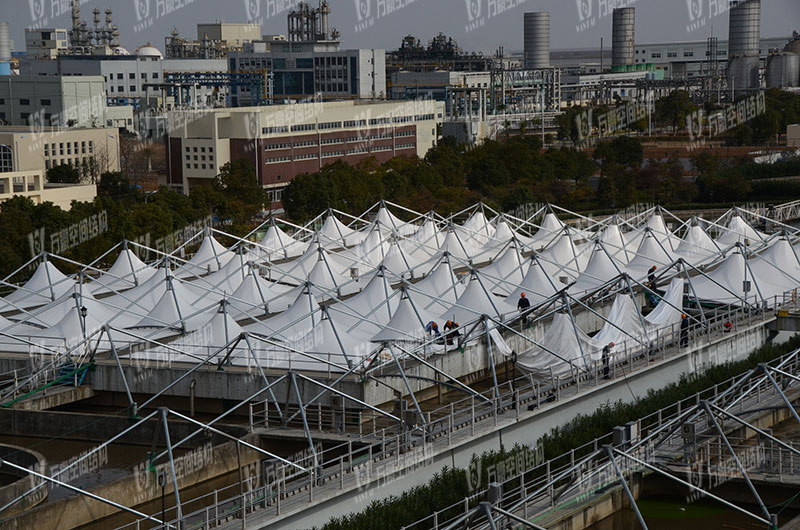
<box><xmin>261</xmin><ymin>114</ymin><xmax>433</xmax><ymax>135</ymax></box>
<box><xmin>185</xmin><ymin>154</ymin><xmax>214</xmax><ymax>162</ymax></box>
<box><xmin>44</xmin><ymin>141</ymin><xmax>94</xmax><ymax>157</ymax></box>
<box><xmin>185</xmin><ymin>146</ymin><xmax>215</xmax><ymax>153</ymax></box>
<box><xmin>264</xmin><ymin>133</ymin><xmax>411</xmax><ymax>151</ymax></box>
<box><xmin>45</xmin><ymin>158</ymin><xmax>88</xmax><ymax>169</ymax></box>
<box><xmin>185</xmin><ymin>163</ymin><xmax>215</xmax><ymax>170</ymax></box>
<box><xmin>263</xmin><ymin>144</ymin><xmax>414</xmax><ymax>164</ymax></box>
<box><xmin>106</xmin><ymin>73</ymin><xmax>159</xmax><ymax>81</ymax></box>
<box><xmin>4</xmin><ymin>98</ymin><xmax>52</xmax><ymax>106</ymax></box>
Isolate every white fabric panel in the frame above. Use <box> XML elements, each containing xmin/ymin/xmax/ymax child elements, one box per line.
<box><xmin>0</xmin><ymin>261</ymin><xmax>74</xmax><ymax>311</ymax></box>
<box><xmin>645</xmin><ymin>277</ymin><xmax>684</xmax><ymax>329</ymax></box>
<box><xmin>625</xmin><ymin>233</ymin><xmax>674</xmax><ymax>279</ymax></box>
<box><xmin>592</xmin><ymin>294</ymin><xmax>647</xmax><ymax>348</ymax></box>
<box><xmin>569</xmin><ymin>244</ymin><xmax>625</xmax><ymax>295</ymax></box>
<box><xmin>748</xmin><ymin>239</ymin><xmax>800</xmax><ymax>295</ymax></box>
<box><xmin>319</xmin><ymin>214</ymin><xmax>365</xmax><ymax>247</ymax></box>
<box><xmin>228</xmin><ymin>272</ymin><xmax>292</xmax><ymax>320</ymax></box>
<box><xmin>439</xmin><ymin>273</ymin><xmax>515</xmax><ymax>324</ymax></box>
<box><xmin>259</xmin><ymin>222</ymin><xmax>309</xmax><ymax>260</ymax></box>
<box><xmin>371</xmin><ymin>291</ymin><xmax>435</xmax><ymax>343</ymax></box>
<box><xmin>481</xmin><ymin>244</ymin><xmax>530</xmax><ymax>296</ymax></box>
<box><xmin>175</xmin><ymin>235</ymin><xmax>235</xmax><ymax>278</ymax></box>
<box><xmin>515</xmin><ymin>313</ymin><xmax>597</xmax><ymax>375</ymax></box>
<box><xmin>246</xmin><ymin>288</ymin><xmax>320</xmax><ymax>340</ymax></box>
<box><xmin>412</xmin><ymin>259</ymin><xmax>465</xmax><ymax>313</ymax></box>
<box><xmin>530</xmin><ymin>212</ymin><xmax>566</xmax><ymax>249</ymax></box>
<box><xmin>598</xmin><ymin>224</ymin><xmax>632</xmax><ymax>264</ymax></box>
<box><xmin>90</xmin><ymin>249</ymin><xmax>157</xmax><ymax>295</ymax></box>
<box><xmin>690</xmin><ymin>250</ymin><xmax>786</xmax><ymax>305</ymax></box>
<box><xmin>507</xmin><ymin>257</ymin><xmax>564</xmax><ymax>305</ymax></box>
<box><xmin>538</xmin><ymin>232</ymin><xmax>586</xmax><ymax>278</ymax></box>
<box><xmin>675</xmin><ymin>224</ymin><xmax>718</xmax><ymax>263</ymax></box>
<box><xmin>716</xmin><ymin>215</ymin><xmax>766</xmax><ymax>248</ymax></box>
<box><xmin>371</xmin><ymin>206</ymin><xmax>417</xmax><ymax>236</ymax></box>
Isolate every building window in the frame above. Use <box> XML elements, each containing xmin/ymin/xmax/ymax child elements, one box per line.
<box><xmin>0</xmin><ymin>145</ymin><xmax>12</xmax><ymax>172</ymax></box>
<box><xmin>130</xmin><ymin>85</ymin><xmax>136</xmax><ymax>92</ymax></box>
<box><xmin>40</xmin><ymin>99</ymin><xmax>51</xmax><ymax>106</ymax></box>
<box><xmin>153</xmin><ymin>73</ymin><xmax>159</xmax><ymax>79</ymax></box>
<box><xmin>20</xmin><ymin>99</ymin><xmax>30</xmax><ymax>106</ymax></box>
<box><xmin>117</xmin><ymin>73</ymin><xmax>123</xmax><ymax>79</ymax></box>
<box><xmin>185</xmin><ymin>147</ymin><xmax>190</xmax><ymax>152</ymax></box>
<box><xmin>186</xmin><ymin>163</ymin><xmax>190</xmax><ymax>169</ymax></box>
<box><xmin>141</xmin><ymin>73</ymin><xmax>147</xmax><ymax>79</ymax></box>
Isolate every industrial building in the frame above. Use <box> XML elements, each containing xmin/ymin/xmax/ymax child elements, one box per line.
<box><xmin>389</xmin><ymin>71</ymin><xmax>491</xmax><ymax>107</ymax></box>
<box><xmin>24</xmin><ymin>28</ymin><xmax>70</xmax><ymax>60</ymax></box>
<box><xmin>164</xmin><ymin>99</ymin><xmax>443</xmax><ymax>195</ymax></box>
<box><xmin>0</xmin><ymin>75</ymin><xmax>107</xmax><ymax>128</ymax></box>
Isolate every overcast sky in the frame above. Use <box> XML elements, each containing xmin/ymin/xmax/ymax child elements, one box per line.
<box><xmin>5</xmin><ymin>0</ymin><xmax>800</xmax><ymax>55</ymax></box>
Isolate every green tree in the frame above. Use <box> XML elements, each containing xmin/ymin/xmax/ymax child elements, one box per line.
<box><xmin>47</xmin><ymin>164</ymin><xmax>81</xmax><ymax>184</ymax></box>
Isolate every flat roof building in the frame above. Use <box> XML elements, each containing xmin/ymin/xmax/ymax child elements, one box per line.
<box><xmin>24</xmin><ymin>28</ymin><xmax>69</xmax><ymax>60</ymax></box>
<box><xmin>196</xmin><ymin>24</ymin><xmax>262</xmax><ymax>48</ymax></box>
<box><xmin>0</xmin><ymin>75</ymin><xmax>107</xmax><ymax>129</ymax></box>
<box><xmin>165</xmin><ymin>99</ymin><xmax>443</xmax><ymax>197</ymax></box>
<box><xmin>0</xmin><ymin>125</ymin><xmax>120</xmax><ymax>179</ymax></box>
<box><xmin>228</xmin><ymin>41</ymin><xmax>386</xmax><ymax>104</ymax></box>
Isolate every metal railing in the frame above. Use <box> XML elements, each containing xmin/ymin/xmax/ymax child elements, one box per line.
<box><xmin>113</xmin><ymin>288</ymin><xmax>800</xmax><ymax>530</ymax></box>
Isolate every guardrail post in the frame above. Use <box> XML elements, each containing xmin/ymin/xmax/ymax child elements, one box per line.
<box><xmin>340</xmin><ymin>455</ymin><xmax>344</xmax><ymax>490</ymax></box>
<box><xmin>248</xmin><ymin>403</ymin><xmax>254</xmax><ymax>433</ymax></box>
<box><xmin>214</xmin><ymin>489</ymin><xmax>219</xmax><ymax>524</ymax></box>
<box><xmin>471</xmin><ymin>396</ymin><xmax>475</xmax><ymax>436</ymax></box>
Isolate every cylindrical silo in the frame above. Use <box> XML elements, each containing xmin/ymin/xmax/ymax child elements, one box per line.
<box><xmin>523</xmin><ymin>12</ymin><xmax>550</xmax><ymax>69</ymax></box>
<box><xmin>0</xmin><ymin>22</ymin><xmax>10</xmax><ymax>76</ymax></box>
<box><xmin>727</xmin><ymin>55</ymin><xmax>761</xmax><ymax>94</ymax></box>
<box><xmin>611</xmin><ymin>7</ymin><xmax>635</xmax><ymax>70</ymax></box>
<box><xmin>767</xmin><ymin>53</ymin><xmax>800</xmax><ymax>88</ymax></box>
<box><xmin>728</xmin><ymin>0</ymin><xmax>761</xmax><ymax>59</ymax></box>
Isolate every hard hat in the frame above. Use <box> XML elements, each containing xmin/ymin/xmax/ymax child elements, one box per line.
<box><xmin>682</xmin><ymin>313</ymin><xmax>687</xmax><ymax>318</ymax></box>
<box><xmin>609</xmin><ymin>342</ymin><xmax>615</xmax><ymax>347</ymax></box>
<box><xmin>521</xmin><ymin>292</ymin><xmax>526</xmax><ymax>297</ymax></box>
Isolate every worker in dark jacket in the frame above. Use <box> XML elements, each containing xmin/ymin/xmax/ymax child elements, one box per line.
<box><xmin>444</xmin><ymin>320</ymin><xmax>460</xmax><ymax>345</ymax></box>
<box><xmin>602</xmin><ymin>342</ymin><xmax>614</xmax><ymax>379</ymax></box>
<box><xmin>680</xmin><ymin>313</ymin><xmax>689</xmax><ymax>347</ymax></box>
<box><xmin>517</xmin><ymin>292</ymin><xmax>531</xmax><ymax>324</ymax></box>
<box><xmin>647</xmin><ymin>265</ymin><xmax>657</xmax><ymax>288</ymax></box>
